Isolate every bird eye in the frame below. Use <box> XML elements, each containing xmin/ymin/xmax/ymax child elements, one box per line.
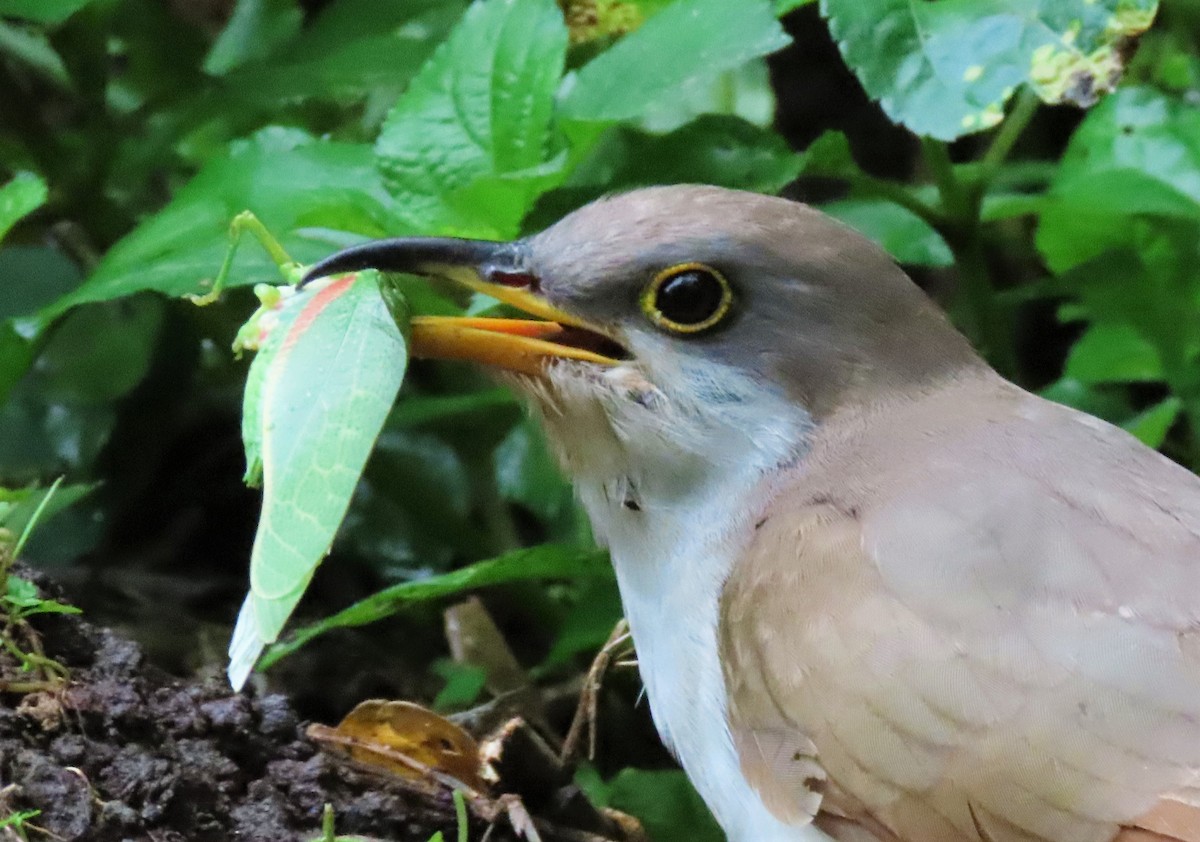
<box><xmin>640</xmin><ymin>263</ymin><xmax>733</xmax><ymax>334</ymax></box>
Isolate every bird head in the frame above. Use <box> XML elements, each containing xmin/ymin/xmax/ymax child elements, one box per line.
<box><xmin>304</xmin><ymin>185</ymin><xmax>983</xmax><ymax>507</ymax></box>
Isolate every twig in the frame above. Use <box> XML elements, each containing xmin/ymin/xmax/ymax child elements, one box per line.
<box><xmin>561</xmin><ymin>620</ymin><xmax>632</xmax><ymax>764</ymax></box>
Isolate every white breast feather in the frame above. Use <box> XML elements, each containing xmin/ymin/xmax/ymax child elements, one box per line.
<box><xmin>525</xmin><ymin>357</ymin><xmax>830</xmax><ymax>842</ymax></box>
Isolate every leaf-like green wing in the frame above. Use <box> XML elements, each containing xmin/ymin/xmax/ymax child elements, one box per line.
<box><xmin>228</xmin><ymin>271</ymin><xmax>408</xmax><ymax>689</ymax></box>
<box><xmin>821</xmin><ymin>0</ymin><xmax>1158</xmax><ymax>140</ymax></box>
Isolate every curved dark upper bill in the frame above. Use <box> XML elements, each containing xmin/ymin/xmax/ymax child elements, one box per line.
<box><xmin>301</xmin><ymin>236</ymin><xmax>627</xmax><ymax>376</ymax></box>
<box><xmin>300</xmin><ymin>237</ymin><xmax>528</xmax><ymax>287</ymax></box>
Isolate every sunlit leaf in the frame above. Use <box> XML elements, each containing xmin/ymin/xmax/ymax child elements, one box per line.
<box><xmin>1064</xmin><ymin>323</ymin><xmax>1163</xmax><ymax>385</ymax></box>
<box><xmin>821</xmin><ymin>0</ymin><xmax>1158</xmax><ymax>140</ymax></box>
<box><xmin>374</xmin><ymin>0</ymin><xmax>569</xmax><ymax>238</ymax></box>
<box><xmin>562</xmin><ymin>0</ymin><xmax>789</xmax><ymax>123</ymax></box>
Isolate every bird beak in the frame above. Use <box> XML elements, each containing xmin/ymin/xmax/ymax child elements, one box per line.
<box><xmin>301</xmin><ymin>237</ymin><xmax>625</xmax><ymax>377</ymax></box>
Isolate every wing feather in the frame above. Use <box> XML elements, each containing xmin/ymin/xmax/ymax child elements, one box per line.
<box><xmin>720</xmin><ymin>380</ymin><xmax>1200</xmax><ymax>842</ymax></box>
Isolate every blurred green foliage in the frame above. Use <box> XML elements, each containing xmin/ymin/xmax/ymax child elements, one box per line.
<box><xmin>2</xmin><ymin>0</ymin><xmax>1200</xmax><ymax>836</ymax></box>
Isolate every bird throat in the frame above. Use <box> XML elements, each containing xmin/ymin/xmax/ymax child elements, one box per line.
<box><xmin>515</xmin><ymin>360</ymin><xmax>816</xmax><ymax>838</ymax></box>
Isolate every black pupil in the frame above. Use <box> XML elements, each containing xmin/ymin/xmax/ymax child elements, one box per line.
<box><xmin>655</xmin><ymin>269</ymin><xmax>724</xmax><ymax>326</ymax></box>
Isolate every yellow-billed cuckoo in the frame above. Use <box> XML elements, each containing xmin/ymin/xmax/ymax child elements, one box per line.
<box><xmin>305</xmin><ymin>186</ymin><xmax>1200</xmax><ymax>842</ymax></box>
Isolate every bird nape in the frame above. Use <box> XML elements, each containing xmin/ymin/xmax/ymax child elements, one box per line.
<box><xmin>308</xmin><ymin>185</ymin><xmax>1200</xmax><ymax>842</ymax></box>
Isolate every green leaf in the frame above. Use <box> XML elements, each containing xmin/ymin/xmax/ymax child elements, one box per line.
<box><xmin>289</xmin><ymin>0</ymin><xmax>463</xmax><ymax>54</ymax></box>
<box><xmin>0</xmin><ymin>323</ymin><xmax>34</xmax><ymax>407</ymax></box>
<box><xmin>1122</xmin><ymin>396</ymin><xmax>1182</xmax><ymax>448</ymax></box>
<box><xmin>1054</xmin><ymin>224</ymin><xmax>1200</xmax><ymax>411</ymax></box>
<box><xmin>494</xmin><ymin>420</ymin><xmax>572</xmax><ymax>524</ymax></box>
<box><xmin>0</xmin><ymin>0</ymin><xmax>94</xmax><ymax>24</ymax></box>
<box><xmin>390</xmin><ymin>389</ymin><xmax>519</xmax><ymax>429</ymax></box>
<box><xmin>0</xmin><ymin>810</ymin><xmax>40</xmax><ymax>831</ymax></box>
<box><xmin>1041</xmin><ymin>377</ymin><xmax>1136</xmax><ymax>423</ymax></box>
<box><xmin>1037</xmin><ymin>87</ymin><xmax>1200</xmax><ymax>272</ymax></box>
<box><xmin>3</xmin><ymin>576</ymin><xmax>41</xmax><ymax>607</ymax></box>
<box><xmin>374</xmin><ymin>0</ymin><xmax>569</xmax><ymax>238</ymax></box>
<box><xmin>205</xmin><ymin>0</ymin><xmax>464</xmax><ymax>108</ymax></box>
<box><xmin>537</xmin><ymin>578</ymin><xmax>623</xmax><ymax>671</ymax></box>
<box><xmin>0</xmin><ymin>379</ymin><xmax>114</xmax><ymax>478</ymax></box>
<box><xmin>260</xmin><ymin>544</ymin><xmax>612</xmax><ymax>668</ymax></box>
<box><xmin>822</xmin><ymin>199</ymin><xmax>953</xmax><ymax>267</ymax></box>
<box><xmin>561</xmin><ymin>0</ymin><xmax>789</xmax><ymax>123</ymax></box>
<box><xmin>0</xmin><ymin>20</ymin><xmax>70</xmax><ymax>87</ymax></box>
<box><xmin>36</xmin><ymin>297</ymin><xmax>163</xmax><ymax>404</ymax></box>
<box><xmin>204</xmin><ymin>0</ymin><xmax>303</xmax><ymax>75</ymax></box>
<box><xmin>3</xmin><ymin>574</ymin><xmax>81</xmax><ymax>617</ymax></box>
<box><xmin>775</xmin><ymin>0</ymin><xmax>815</xmax><ymax>13</ymax></box>
<box><xmin>528</xmin><ymin>114</ymin><xmax>802</xmax><ymax>229</ymax></box>
<box><xmin>228</xmin><ymin>271</ymin><xmax>409</xmax><ymax>689</ymax></box>
<box><xmin>633</xmin><ymin>59</ymin><xmax>778</xmax><ymax>134</ymax></box>
<box><xmin>796</xmin><ymin>130</ymin><xmax>858</xmax><ymax>178</ymax></box>
<box><xmin>980</xmin><ymin>191</ymin><xmax>1046</xmax><ymax>222</ymax></box>
<box><xmin>1064</xmin><ymin>323</ymin><xmax>1163</xmax><ymax>384</ymax></box>
<box><xmin>0</xmin><ymin>482</ymin><xmax>95</xmax><ymax>550</ymax></box>
<box><xmin>820</xmin><ymin>0</ymin><xmax>1159</xmax><ymax>140</ymax></box>
<box><xmin>432</xmin><ymin>659</ymin><xmax>488</xmax><ymax>710</ymax></box>
<box><xmin>58</xmin><ymin>133</ymin><xmax>401</xmax><ymax>315</ymax></box>
<box><xmin>0</xmin><ymin>172</ymin><xmax>47</xmax><ymax>243</ymax></box>
<box><xmin>0</xmin><ymin>299</ymin><xmax>161</xmax><ymax>478</ymax></box>
<box><xmin>0</xmin><ymin>244</ymin><xmax>81</xmax><ymax>403</ymax></box>
<box><xmin>602</xmin><ymin>769</ymin><xmax>723</xmax><ymax>842</ymax></box>
<box><xmin>585</xmin><ymin>115</ymin><xmax>803</xmax><ymax>194</ymax></box>
<box><xmin>341</xmin><ymin>427</ymin><xmax>480</xmax><ymax>570</ymax></box>
<box><xmin>0</xmin><ymin>245</ymin><xmax>82</xmax><ymax>321</ymax></box>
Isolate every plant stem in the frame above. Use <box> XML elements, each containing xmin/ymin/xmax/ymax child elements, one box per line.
<box><xmin>13</xmin><ymin>476</ymin><xmax>63</xmax><ymax>557</ymax></box>
<box><xmin>921</xmin><ymin>138</ymin><xmax>1018</xmax><ymax>376</ymax></box>
<box><xmin>852</xmin><ymin>173</ymin><xmax>947</xmax><ymax>230</ymax></box>
<box><xmin>978</xmin><ymin>87</ymin><xmax>1040</xmax><ymax>190</ymax></box>
<box><xmin>923</xmin><ymin>138</ymin><xmax>970</xmax><ymax>218</ymax></box>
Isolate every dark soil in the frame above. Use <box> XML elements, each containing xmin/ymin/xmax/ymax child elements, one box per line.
<box><xmin>0</xmin><ymin>568</ymin><xmax>625</xmax><ymax>842</ymax></box>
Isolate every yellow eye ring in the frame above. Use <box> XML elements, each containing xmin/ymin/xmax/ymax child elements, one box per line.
<box><xmin>640</xmin><ymin>262</ymin><xmax>733</xmax><ymax>334</ymax></box>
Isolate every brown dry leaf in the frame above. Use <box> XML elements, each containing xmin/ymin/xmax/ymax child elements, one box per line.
<box><xmin>309</xmin><ymin>699</ymin><xmax>489</xmax><ymax>793</ymax></box>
